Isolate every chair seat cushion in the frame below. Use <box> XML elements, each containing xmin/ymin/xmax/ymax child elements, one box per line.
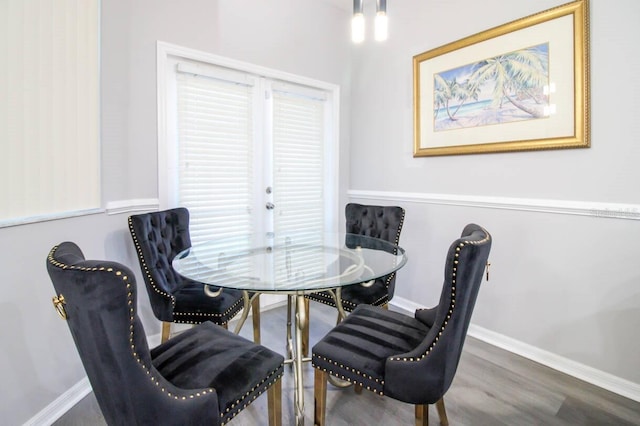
<box><xmin>312</xmin><ymin>305</ymin><xmax>428</xmax><ymax>394</ymax></box>
<box><xmin>305</xmin><ymin>278</ymin><xmax>390</xmax><ymax>312</ymax></box>
<box><xmin>151</xmin><ymin>322</ymin><xmax>284</xmax><ymax>423</ymax></box>
<box><xmin>173</xmin><ymin>281</ymin><xmax>245</xmax><ymax>325</ymax></box>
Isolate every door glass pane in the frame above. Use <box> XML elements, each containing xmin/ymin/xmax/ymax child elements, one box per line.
<box><xmin>272</xmin><ymin>89</ymin><xmax>326</xmax><ymax>277</ymax></box>
<box><xmin>176</xmin><ymin>70</ymin><xmax>255</xmax><ymax>246</ymax></box>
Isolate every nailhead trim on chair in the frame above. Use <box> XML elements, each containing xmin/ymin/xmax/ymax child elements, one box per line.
<box><xmin>359</xmin><ymin>207</ymin><xmax>403</xmax><ymax>299</ymax></box>
<box><xmin>388</xmin><ymin>228</ymin><xmax>491</xmax><ymax>363</ymax></box>
<box><xmin>312</xmin><ymin>226</ymin><xmax>490</xmax><ymax>395</ymax></box>
<box><xmin>309</xmin><ymin>291</ymin><xmax>388</xmax><ymax>311</ymax></box>
<box><xmin>393</xmin><ymin>209</ymin><xmax>405</xmax><ymax>245</ymax></box>
<box><xmin>47</xmin><ymin>246</ymin><xmax>215</xmax><ymax>401</ymax></box>
<box><xmin>220</xmin><ymin>367</ymin><xmax>283</xmax><ymax>425</ymax></box>
<box><xmin>172</xmin><ymin>297</ymin><xmax>243</xmax><ymax>324</ymax></box>
<box><xmin>48</xmin><ymin>245</ymin><xmax>283</xmax><ymax>422</ymax></box>
<box><xmin>128</xmin><ymin>217</ymin><xmax>176</xmax><ymax>305</ymax></box>
<box><xmin>310</xmin><ymin>206</ymin><xmax>407</xmax><ymax>390</ymax></box>
<box><xmin>307</xmin><ymin>207</ymin><xmax>405</xmax><ymax>310</ymax></box>
<box><xmin>128</xmin><ymin>217</ymin><xmax>239</xmax><ymax>323</ymax></box>
<box><xmin>312</xmin><ymin>354</ymin><xmax>385</xmax><ymax>395</ymax></box>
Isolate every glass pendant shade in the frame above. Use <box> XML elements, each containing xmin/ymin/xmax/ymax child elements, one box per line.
<box><xmin>352</xmin><ymin>13</ymin><xmax>365</xmax><ymax>43</ymax></box>
<box><xmin>352</xmin><ymin>0</ymin><xmax>365</xmax><ymax>43</ymax></box>
<box><xmin>375</xmin><ymin>12</ymin><xmax>388</xmax><ymax>41</ymax></box>
<box><xmin>352</xmin><ymin>0</ymin><xmax>388</xmax><ymax>43</ymax></box>
<box><xmin>375</xmin><ymin>0</ymin><xmax>387</xmax><ymax>41</ymax></box>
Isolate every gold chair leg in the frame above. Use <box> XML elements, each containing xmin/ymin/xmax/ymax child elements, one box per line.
<box><xmin>267</xmin><ymin>376</ymin><xmax>282</xmax><ymax>426</ymax></box>
<box><xmin>436</xmin><ymin>398</ymin><xmax>448</xmax><ymax>426</ymax></box>
<box><xmin>161</xmin><ymin>322</ymin><xmax>171</xmax><ymax>343</ymax></box>
<box><xmin>302</xmin><ymin>298</ymin><xmax>310</xmax><ymax>356</ymax></box>
<box><xmin>415</xmin><ymin>404</ymin><xmax>429</xmax><ymax>426</ymax></box>
<box><xmin>314</xmin><ymin>369</ymin><xmax>328</xmax><ymax>426</ymax></box>
<box><xmin>252</xmin><ymin>295</ymin><xmax>261</xmax><ymax>344</ymax></box>
<box><xmin>286</xmin><ymin>296</ymin><xmax>293</xmax><ymax>362</ymax></box>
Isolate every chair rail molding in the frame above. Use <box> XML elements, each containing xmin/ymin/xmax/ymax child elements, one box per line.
<box><xmin>105</xmin><ymin>199</ymin><xmax>160</xmax><ymax>215</ymax></box>
<box><xmin>392</xmin><ymin>296</ymin><xmax>640</xmax><ymax>403</ymax></box>
<box><xmin>348</xmin><ymin>190</ymin><xmax>640</xmax><ymax>221</ymax></box>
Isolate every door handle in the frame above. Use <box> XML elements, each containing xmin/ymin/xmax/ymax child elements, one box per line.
<box><xmin>266</xmin><ymin>202</ymin><xmax>275</xmax><ymax>210</ymax></box>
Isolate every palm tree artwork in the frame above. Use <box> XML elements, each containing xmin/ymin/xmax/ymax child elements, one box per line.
<box><xmin>433</xmin><ymin>43</ymin><xmax>550</xmax><ymax>132</ymax></box>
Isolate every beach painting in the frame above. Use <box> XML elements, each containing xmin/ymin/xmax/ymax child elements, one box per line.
<box><xmin>413</xmin><ymin>0</ymin><xmax>589</xmax><ymax>157</ymax></box>
<box><xmin>433</xmin><ymin>43</ymin><xmax>550</xmax><ymax>132</ymax></box>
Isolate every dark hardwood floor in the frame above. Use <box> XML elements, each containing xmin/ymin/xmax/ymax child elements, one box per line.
<box><xmin>54</xmin><ymin>303</ymin><xmax>640</xmax><ymax>425</ymax></box>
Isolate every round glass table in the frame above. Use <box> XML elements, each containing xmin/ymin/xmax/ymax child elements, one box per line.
<box><xmin>173</xmin><ymin>232</ymin><xmax>407</xmax><ymax>425</ymax></box>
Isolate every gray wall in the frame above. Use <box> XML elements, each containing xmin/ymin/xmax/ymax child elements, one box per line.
<box><xmin>1</xmin><ymin>1</ymin><xmax>352</xmax><ymax>425</ymax></box>
<box><xmin>2</xmin><ymin>0</ymin><xmax>638</xmax><ymax>424</ymax></box>
<box><xmin>348</xmin><ymin>0</ymin><xmax>640</xmax><ymax>394</ymax></box>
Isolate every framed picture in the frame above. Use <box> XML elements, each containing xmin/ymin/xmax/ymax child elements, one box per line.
<box><xmin>413</xmin><ymin>0</ymin><xmax>590</xmax><ymax>157</ymax></box>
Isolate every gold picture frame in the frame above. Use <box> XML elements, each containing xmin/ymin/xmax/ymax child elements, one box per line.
<box><xmin>413</xmin><ymin>0</ymin><xmax>590</xmax><ymax>157</ymax></box>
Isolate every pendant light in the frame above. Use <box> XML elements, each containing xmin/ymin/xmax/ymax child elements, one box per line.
<box><xmin>352</xmin><ymin>0</ymin><xmax>365</xmax><ymax>43</ymax></box>
<box><xmin>352</xmin><ymin>0</ymin><xmax>388</xmax><ymax>43</ymax></box>
<box><xmin>375</xmin><ymin>0</ymin><xmax>388</xmax><ymax>41</ymax></box>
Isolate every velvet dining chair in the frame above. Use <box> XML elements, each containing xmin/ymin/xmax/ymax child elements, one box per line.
<box><xmin>301</xmin><ymin>203</ymin><xmax>405</xmax><ymax>354</ymax></box>
<box><xmin>128</xmin><ymin>207</ymin><xmax>261</xmax><ymax>343</ymax></box>
<box><xmin>312</xmin><ymin>224</ymin><xmax>492</xmax><ymax>426</ymax></box>
<box><xmin>47</xmin><ymin>241</ymin><xmax>284</xmax><ymax>426</ymax></box>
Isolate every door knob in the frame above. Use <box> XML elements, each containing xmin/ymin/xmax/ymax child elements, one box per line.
<box><xmin>266</xmin><ymin>202</ymin><xmax>275</xmax><ymax>210</ymax></box>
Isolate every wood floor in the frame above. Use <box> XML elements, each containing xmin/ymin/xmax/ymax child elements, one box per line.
<box><xmin>53</xmin><ymin>303</ymin><xmax>640</xmax><ymax>425</ymax></box>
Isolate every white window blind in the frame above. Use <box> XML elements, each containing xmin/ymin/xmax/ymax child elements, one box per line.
<box><xmin>175</xmin><ymin>67</ymin><xmax>256</xmax><ymax>245</ymax></box>
<box><xmin>272</xmin><ymin>88</ymin><xmax>326</xmax><ymax>237</ymax></box>
<box><xmin>162</xmin><ymin>48</ymin><xmax>338</xmax><ymax>280</ymax></box>
<box><xmin>271</xmin><ymin>87</ymin><xmax>327</xmax><ymax>278</ymax></box>
<box><xmin>0</xmin><ymin>0</ymin><xmax>100</xmax><ymax>225</ymax></box>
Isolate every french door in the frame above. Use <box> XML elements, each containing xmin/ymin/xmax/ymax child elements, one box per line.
<box><xmin>159</xmin><ymin>48</ymin><xmax>339</xmax><ymax>247</ymax></box>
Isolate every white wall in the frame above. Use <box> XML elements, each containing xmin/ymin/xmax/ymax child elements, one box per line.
<box><xmin>1</xmin><ymin>1</ymin><xmax>352</xmax><ymax>425</ymax></box>
<box><xmin>0</xmin><ymin>213</ymin><xmax>144</xmax><ymax>425</ymax></box>
<box><xmin>348</xmin><ymin>0</ymin><xmax>640</xmax><ymax>397</ymax></box>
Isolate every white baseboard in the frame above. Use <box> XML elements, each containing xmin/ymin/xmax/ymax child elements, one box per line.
<box><xmin>23</xmin><ymin>377</ymin><xmax>92</xmax><ymax>426</ymax></box>
<box><xmin>392</xmin><ymin>296</ymin><xmax>640</xmax><ymax>403</ymax></box>
<box><xmin>467</xmin><ymin>324</ymin><xmax>640</xmax><ymax>403</ymax></box>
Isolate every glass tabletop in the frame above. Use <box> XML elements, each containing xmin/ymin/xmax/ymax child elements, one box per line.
<box><xmin>172</xmin><ymin>232</ymin><xmax>407</xmax><ymax>294</ymax></box>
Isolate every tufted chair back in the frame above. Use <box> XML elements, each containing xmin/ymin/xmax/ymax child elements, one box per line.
<box><xmin>345</xmin><ymin>203</ymin><xmax>405</xmax><ymax>301</ymax></box>
<box><xmin>312</xmin><ymin>224</ymin><xmax>491</xmax><ymax>426</ymax></box>
<box><xmin>47</xmin><ymin>242</ymin><xmax>219</xmax><ymax>424</ymax></box>
<box><xmin>128</xmin><ymin>208</ymin><xmax>191</xmax><ymax>322</ymax></box>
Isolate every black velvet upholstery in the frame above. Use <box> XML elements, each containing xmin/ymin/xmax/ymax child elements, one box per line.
<box><xmin>312</xmin><ymin>224</ymin><xmax>491</xmax><ymax>406</ymax></box>
<box><xmin>306</xmin><ymin>203</ymin><xmax>405</xmax><ymax>311</ymax></box>
<box><xmin>47</xmin><ymin>242</ymin><xmax>284</xmax><ymax>426</ymax></box>
<box><xmin>128</xmin><ymin>208</ymin><xmax>244</xmax><ymax>325</ymax></box>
